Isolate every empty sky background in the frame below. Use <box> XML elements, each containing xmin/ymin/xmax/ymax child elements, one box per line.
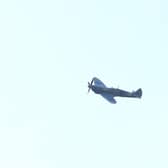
<box><xmin>0</xmin><ymin>0</ymin><xmax>168</xmax><ymax>167</ymax></box>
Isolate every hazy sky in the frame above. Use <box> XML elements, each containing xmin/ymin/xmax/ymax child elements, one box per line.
<box><xmin>0</xmin><ymin>0</ymin><xmax>168</xmax><ymax>167</ymax></box>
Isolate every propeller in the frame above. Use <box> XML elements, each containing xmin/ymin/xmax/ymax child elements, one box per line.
<box><xmin>88</xmin><ymin>82</ymin><xmax>91</xmax><ymax>93</ymax></box>
<box><xmin>88</xmin><ymin>79</ymin><xmax>94</xmax><ymax>93</ymax></box>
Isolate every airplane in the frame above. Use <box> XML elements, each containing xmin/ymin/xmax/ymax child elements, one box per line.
<box><xmin>88</xmin><ymin>77</ymin><xmax>142</xmax><ymax>104</ymax></box>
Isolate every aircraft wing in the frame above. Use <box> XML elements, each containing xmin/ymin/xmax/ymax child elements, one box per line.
<box><xmin>100</xmin><ymin>93</ymin><xmax>117</xmax><ymax>104</ymax></box>
<box><xmin>92</xmin><ymin>77</ymin><xmax>106</xmax><ymax>88</ymax></box>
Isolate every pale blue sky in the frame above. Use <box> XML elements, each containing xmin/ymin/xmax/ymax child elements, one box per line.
<box><xmin>0</xmin><ymin>0</ymin><xmax>168</xmax><ymax>167</ymax></box>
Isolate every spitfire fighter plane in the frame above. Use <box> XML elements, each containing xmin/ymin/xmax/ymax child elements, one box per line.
<box><xmin>88</xmin><ymin>77</ymin><xmax>142</xmax><ymax>104</ymax></box>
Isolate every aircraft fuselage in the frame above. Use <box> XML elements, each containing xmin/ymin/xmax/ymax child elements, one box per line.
<box><xmin>91</xmin><ymin>85</ymin><xmax>139</xmax><ymax>98</ymax></box>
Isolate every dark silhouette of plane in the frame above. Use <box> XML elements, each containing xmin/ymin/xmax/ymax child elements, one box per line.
<box><xmin>88</xmin><ymin>77</ymin><xmax>142</xmax><ymax>104</ymax></box>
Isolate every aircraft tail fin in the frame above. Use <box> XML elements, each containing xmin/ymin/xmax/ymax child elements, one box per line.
<box><xmin>135</xmin><ymin>88</ymin><xmax>142</xmax><ymax>98</ymax></box>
